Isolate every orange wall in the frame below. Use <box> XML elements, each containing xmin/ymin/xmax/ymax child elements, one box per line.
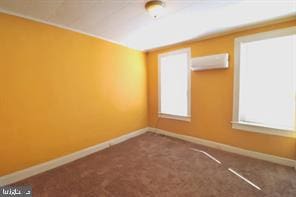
<box><xmin>147</xmin><ymin>20</ymin><xmax>296</xmax><ymax>160</ymax></box>
<box><xmin>0</xmin><ymin>13</ymin><xmax>147</xmax><ymax>176</ymax></box>
<box><xmin>0</xmin><ymin>12</ymin><xmax>295</xmax><ymax>177</ymax></box>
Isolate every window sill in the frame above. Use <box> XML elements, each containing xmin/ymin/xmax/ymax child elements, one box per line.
<box><xmin>159</xmin><ymin>113</ymin><xmax>191</xmax><ymax>122</ymax></box>
<box><xmin>231</xmin><ymin>121</ymin><xmax>296</xmax><ymax>138</ymax></box>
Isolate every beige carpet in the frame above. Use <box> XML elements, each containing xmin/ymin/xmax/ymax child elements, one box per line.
<box><xmin>13</xmin><ymin>132</ymin><xmax>296</xmax><ymax>197</ymax></box>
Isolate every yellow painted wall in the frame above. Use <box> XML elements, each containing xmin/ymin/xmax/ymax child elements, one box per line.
<box><xmin>147</xmin><ymin>20</ymin><xmax>296</xmax><ymax>160</ymax></box>
<box><xmin>1</xmin><ymin>12</ymin><xmax>295</xmax><ymax>177</ymax></box>
<box><xmin>0</xmin><ymin>13</ymin><xmax>147</xmax><ymax>176</ymax></box>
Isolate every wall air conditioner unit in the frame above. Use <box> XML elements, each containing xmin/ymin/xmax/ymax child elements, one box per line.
<box><xmin>191</xmin><ymin>53</ymin><xmax>229</xmax><ymax>71</ymax></box>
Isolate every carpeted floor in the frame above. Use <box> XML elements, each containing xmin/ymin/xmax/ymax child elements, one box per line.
<box><xmin>13</xmin><ymin>132</ymin><xmax>296</xmax><ymax>197</ymax></box>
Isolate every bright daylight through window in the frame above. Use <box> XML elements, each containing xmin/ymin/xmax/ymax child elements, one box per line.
<box><xmin>159</xmin><ymin>48</ymin><xmax>191</xmax><ymax>121</ymax></box>
<box><xmin>233</xmin><ymin>27</ymin><xmax>296</xmax><ymax>137</ymax></box>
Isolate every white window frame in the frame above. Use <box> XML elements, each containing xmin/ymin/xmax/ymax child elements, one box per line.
<box><xmin>158</xmin><ymin>48</ymin><xmax>191</xmax><ymax>122</ymax></box>
<box><xmin>232</xmin><ymin>27</ymin><xmax>296</xmax><ymax>138</ymax></box>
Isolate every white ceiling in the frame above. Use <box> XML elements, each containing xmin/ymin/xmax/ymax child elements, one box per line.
<box><xmin>0</xmin><ymin>0</ymin><xmax>295</xmax><ymax>51</ymax></box>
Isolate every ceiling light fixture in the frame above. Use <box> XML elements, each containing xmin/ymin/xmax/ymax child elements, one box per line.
<box><xmin>145</xmin><ymin>0</ymin><xmax>165</xmax><ymax>18</ymax></box>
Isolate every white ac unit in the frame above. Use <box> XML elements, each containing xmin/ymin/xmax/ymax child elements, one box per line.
<box><xmin>191</xmin><ymin>53</ymin><xmax>229</xmax><ymax>71</ymax></box>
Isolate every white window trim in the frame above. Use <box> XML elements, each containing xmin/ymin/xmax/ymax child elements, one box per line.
<box><xmin>232</xmin><ymin>26</ymin><xmax>296</xmax><ymax>138</ymax></box>
<box><xmin>158</xmin><ymin>48</ymin><xmax>191</xmax><ymax>122</ymax></box>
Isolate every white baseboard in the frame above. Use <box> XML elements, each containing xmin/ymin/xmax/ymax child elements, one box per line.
<box><xmin>1</xmin><ymin>127</ymin><xmax>294</xmax><ymax>186</ymax></box>
<box><xmin>0</xmin><ymin>127</ymin><xmax>149</xmax><ymax>186</ymax></box>
<box><xmin>150</xmin><ymin>127</ymin><xmax>296</xmax><ymax>168</ymax></box>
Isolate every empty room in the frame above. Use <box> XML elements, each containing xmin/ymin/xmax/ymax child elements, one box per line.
<box><xmin>0</xmin><ymin>0</ymin><xmax>296</xmax><ymax>196</ymax></box>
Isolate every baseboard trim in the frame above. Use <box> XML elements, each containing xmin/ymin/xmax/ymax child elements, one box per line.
<box><xmin>150</xmin><ymin>127</ymin><xmax>296</xmax><ymax>168</ymax></box>
<box><xmin>0</xmin><ymin>127</ymin><xmax>149</xmax><ymax>186</ymax></box>
<box><xmin>2</xmin><ymin>127</ymin><xmax>294</xmax><ymax>186</ymax></box>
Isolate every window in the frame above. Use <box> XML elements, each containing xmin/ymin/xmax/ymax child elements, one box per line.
<box><xmin>233</xmin><ymin>27</ymin><xmax>296</xmax><ymax>137</ymax></box>
<box><xmin>158</xmin><ymin>48</ymin><xmax>191</xmax><ymax>121</ymax></box>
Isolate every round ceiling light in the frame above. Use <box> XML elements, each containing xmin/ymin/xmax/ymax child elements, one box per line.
<box><xmin>145</xmin><ymin>0</ymin><xmax>165</xmax><ymax>18</ymax></box>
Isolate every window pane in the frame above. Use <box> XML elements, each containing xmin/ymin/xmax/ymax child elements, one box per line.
<box><xmin>160</xmin><ymin>52</ymin><xmax>189</xmax><ymax>117</ymax></box>
<box><xmin>239</xmin><ymin>35</ymin><xmax>296</xmax><ymax>130</ymax></box>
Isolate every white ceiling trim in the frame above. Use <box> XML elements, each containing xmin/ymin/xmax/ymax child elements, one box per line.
<box><xmin>1</xmin><ymin>8</ymin><xmax>295</xmax><ymax>53</ymax></box>
<box><xmin>0</xmin><ymin>9</ymin><xmax>140</xmax><ymax>51</ymax></box>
